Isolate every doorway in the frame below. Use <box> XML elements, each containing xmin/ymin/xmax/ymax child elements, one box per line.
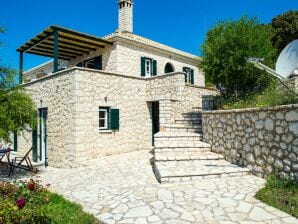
<box><xmin>151</xmin><ymin>102</ymin><xmax>160</xmax><ymax>146</ymax></box>
<box><xmin>38</xmin><ymin>108</ymin><xmax>48</xmax><ymax>166</ymax></box>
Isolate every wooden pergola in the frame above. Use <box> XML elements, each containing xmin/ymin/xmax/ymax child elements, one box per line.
<box><xmin>16</xmin><ymin>25</ymin><xmax>113</xmax><ymax>83</ymax></box>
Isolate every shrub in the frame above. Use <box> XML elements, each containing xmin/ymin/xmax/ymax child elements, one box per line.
<box><xmin>215</xmin><ymin>82</ymin><xmax>297</xmax><ymax>109</ymax></box>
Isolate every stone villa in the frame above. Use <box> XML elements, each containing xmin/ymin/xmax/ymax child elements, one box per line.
<box><xmin>15</xmin><ymin>0</ymin><xmax>217</xmax><ymax>168</ymax></box>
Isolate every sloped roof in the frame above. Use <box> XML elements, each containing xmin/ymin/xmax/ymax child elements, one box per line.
<box><xmin>104</xmin><ymin>31</ymin><xmax>199</xmax><ymax>61</ymax></box>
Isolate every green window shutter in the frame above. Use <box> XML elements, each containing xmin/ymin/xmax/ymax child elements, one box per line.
<box><xmin>76</xmin><ymin>62</ymin><xmax>83</xmax><ymax>67</ymax></box>
<box><xmin>141</xmin><ymin>57</ymin><xmax>146</xmax><ymax>77</ymax></box>
<box><xmin>190</xmin><ymin>69</ymin><xmax>194</xmax><ymax>84</ymax></box>
<box><xmin>13</xmin><ymin>132</ymin><xmax>18</xmax><ymax>152</ymax></box>
<box><xmin>32</xmin><ymin>111</ymin><xmax>38</xmax><ymax>162</ymax></box>
<box><xmin>183</xmin><ymin>67</ymin><xmax>188</xmax><ymax>83</ymax></box>
<box><xmin>94</xmin><ymin>56</ymin><xmax>102</xmax><ymax>70</ymax></box>
<box><xmin>110</xmin><ymin>109</ymin><xmax>120</xmax><ymax>130</ymax></box>
<box><xmin>32</xmin><ymin>127</ymin><xmax>38</xmax><ymax>162</ymax></box>
<box><xmin>152</xmin><ymin>60</ymin><xmax>157</xmax><ymax>76</ymax></box>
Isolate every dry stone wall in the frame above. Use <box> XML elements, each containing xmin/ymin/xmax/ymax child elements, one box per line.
<box><xmin>202</xmin><ymin>105</ymin><xmax>298</xmax><ymax>181</ymax></box>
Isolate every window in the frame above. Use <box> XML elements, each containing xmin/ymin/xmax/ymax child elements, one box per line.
<box><xmin>145</xmin><ymin>59</ymin><xmax>152</xmax><ymax>76</ymax></box>
<box><xmin>99</xmin><ymin>107</ymin><xmax>109</xmax><ymax>130</ymax></box>
<box><xmin>76</xmin><ymin>56</ymin><xmax>102</xmax><ymax>70</ymax></box>
<box><xmin>164</xmin><ymin>63</ymin><xmax>175</xmax><ymax>74</ymax></box>
<box><xmin>99</xmin><ymin>107</ymin><xmax>120</xmax><ymax>131</ymax></box>
<box><xmin>183</xmin><ymin>67</ymin><xmax>194</xmax><ymax>84</ymax></box>
<box><xmin>141</xmin><ymin>57</ymin><xmax>157</xmax><ymax>77</ymax></box>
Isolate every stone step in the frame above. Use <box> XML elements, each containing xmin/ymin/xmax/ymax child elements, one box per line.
<box><xmin>153</xmin><ymin>159</ymin><xmax>250</xmax><ymax>183</ymax></box>
<box><xmin>163</xmin><ymin>124</ymin><xmax>202</xmax><ymax>133</ymax></box>
<box><xmin>155</xmin><ymin>132</ymin><xmax>203</xmax><ymax>138</ymax></box>
<box><xmin>175</xmin><ymin>119</ymin><xmax>202</xmax><ymax>125</ymax></box>
<box><xmin>154</xmin><ymin>146</ymin><xmax>211</xmax><ymax>153</ymax></box>
<box><xmin>154</xmin><ymin>151</ymin><xmax>224</xmax><ymax>161</ymax></box>
<box><xmin>181</xmin><ymin>112</ymin><xmax>202</xmax><ymax>118</ymax></box>
<box><xmin>164</xmin><ymin>127</ymin><xmax>202</xmax><ymax>133</ymax></box>
<box><xmin>154</xmin><ymin>140</ymin><xmax>207</xmax><ymax>148</ymax></box>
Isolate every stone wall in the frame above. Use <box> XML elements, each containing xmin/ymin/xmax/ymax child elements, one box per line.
<box><xmin>19</xmin><ymin>68</ymin><xmax>218</xmax><ymax>167</ymax></box>
<box><xmin>284</xmin><ymin>76</ymin><xmax>298</xmax><ymax>93</ymax></box>
<box><xmin>202</xmin><ymin>105</ymin><xmax>298</xmax><ymax>181</ymax></box>
<box><xmin>115</xmin><ymin>41</ymin><xmax>205</xmax><ymax>86</ymax></box>
<box><xmin>18</xmin><ymin>70</ymin><xmax>76</xmax><ymax>168</ymax></box>
<box><xmin>73</xmin><ymin>69</ymin><xmax>152</xmax><ymax>162</ymax></box>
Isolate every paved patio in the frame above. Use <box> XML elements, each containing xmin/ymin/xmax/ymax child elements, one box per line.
<box><xmin>38</xmin><ymin>150</ymin><xmax>297</xmax><ymax>224</ymax></box>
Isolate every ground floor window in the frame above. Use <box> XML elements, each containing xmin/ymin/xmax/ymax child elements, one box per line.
<box><xmin>99</xmin><ymin>107</ymin><xmax>109</xmax><ymax>130</ymax></box>
<box><xmin>99</xmin><ymin>107</ymin><xmax>120</xmax><ymax>131</ymax></box>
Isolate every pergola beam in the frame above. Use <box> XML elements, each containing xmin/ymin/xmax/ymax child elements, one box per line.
<box><xmin>19</xmin><ymin>52</ymin><xmax>23</xmax><ymax>84</ymax></box>
<box><xmin>53</xmin><ymin>30</ymin><xmax>59</xmax><ymax>73</ymax></box>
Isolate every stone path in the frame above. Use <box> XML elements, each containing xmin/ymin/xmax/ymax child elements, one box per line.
<box><xmin>38</xmin><ymin>150</ymin><xmax>297</xmax><ymax>224</ymax></box>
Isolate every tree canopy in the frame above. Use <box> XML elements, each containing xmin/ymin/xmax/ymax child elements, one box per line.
<box><xmin>199</xmin><ymin>16</ymin><xmax>276</xmax><ymax>97</ymax></box>
<box><xmin>0</xmin><ymin>27</ymin><xmax>36</xmax><ymax>141</ymax></box>
<box><xmin>271</xmin><ymin>10</ymin><xmax>298</xmax><ymax>54</ymax></box>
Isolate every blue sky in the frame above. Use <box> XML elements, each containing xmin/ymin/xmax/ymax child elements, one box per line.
<box><xmin>0</xmin><ymin>0</ymin><xmax>297</xmax><ymax>70</ymax></box>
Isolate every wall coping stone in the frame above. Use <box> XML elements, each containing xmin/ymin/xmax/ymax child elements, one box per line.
<box><xmin>202</xmin><ymin>104</ymin><xmax>298</xmax><ymax>115</ymax></box>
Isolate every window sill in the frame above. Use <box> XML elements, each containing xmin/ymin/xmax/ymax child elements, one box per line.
<box><xmin>99</xmin><ymin>130</ymin><xmax>113</xmax><ymax>133</ymax></box>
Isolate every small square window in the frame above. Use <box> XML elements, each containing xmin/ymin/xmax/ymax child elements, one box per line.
<box><xmin>99</xmin><ymin>107</ymin><xmax>109</xmax><ymax>130</ymax></box>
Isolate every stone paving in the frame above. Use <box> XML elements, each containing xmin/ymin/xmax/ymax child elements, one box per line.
<box><xmin>35</xmin><ymin>151</ymin><xmax>297</xmax><ymax>224</ymax></box>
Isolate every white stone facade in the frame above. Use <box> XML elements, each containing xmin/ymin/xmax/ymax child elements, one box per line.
<box><xmin>17</xmin><ymin>68</ymin><xmax>216</xmax><ymax>167</ymax></box>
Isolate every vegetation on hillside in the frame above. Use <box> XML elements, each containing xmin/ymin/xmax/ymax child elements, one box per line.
<box><xmin>199</xmin><ymin>12</ymin><xmax>298</xmax><ymax>109</ymax></box>
<box><xmin>256</xmin><ymin>176</ymin><xmax>298</xmax><ymax>218</ymax></box>
<box><xmin>0</xmin><ymin>26</ymin><xmax>36</xmax><ymax>141</ymax></box>
<box><xmin>271</xmin><ymin>10</ymin><xmax>298</xmax><ymax>55</ymax></box>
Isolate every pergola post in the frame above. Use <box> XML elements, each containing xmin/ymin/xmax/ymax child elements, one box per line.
<box><xmin>53</xmin><ymin>29</ymin><xmax>59</xmax><ymax>73</ymax></box>
<box><xmin>19</xmin><ymin>51</ymin><xmax>23</xmax><ymax>84</ymax></box>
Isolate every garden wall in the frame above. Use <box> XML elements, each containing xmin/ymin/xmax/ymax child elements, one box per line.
<box><xmin>202</xmin><ymin>104</ymin><xmax>298</xmax><ymax>181</ymax></box>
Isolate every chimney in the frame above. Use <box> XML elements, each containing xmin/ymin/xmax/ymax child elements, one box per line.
<box><xmin>118</xmin><ymin>0</ymin><xmax>133</xmax><ymax>33</ymax></box>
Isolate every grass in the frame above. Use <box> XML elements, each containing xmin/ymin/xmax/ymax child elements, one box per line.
<box><xmin>0</xmin><ymin>180</ymin><xmax>101</xmax><ymax>224</ymax></box>
<box><xmin>40</xmin><ymin>193</ymin><xmax>101</xmax><ymax>224</ymax></box>
<box><xmin>255</xmin><ymin>175</ymin><xmax>298</xmax><ymax>218</ymax></box>
<box><xmin>216</xmin><ymin>83</ymin><xmax>297</xmax><ymax>110</ymax></box>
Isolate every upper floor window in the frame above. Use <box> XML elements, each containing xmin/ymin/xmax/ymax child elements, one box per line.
<box><xmin>183</xmin><ymin>67</ymin><xmax>194</xmax><ymax>84</ymax></box>
<box><xmin>141</xmin><ymin>57</ymin><xmax>157</xmax><ymax>77</ymax></box>
<box><xmin>76</xmin><ymin>56</ymin><xmax>102</xmax><ymax>70</ymax></box>
<box><xmin>164</xmin><ymin>63</ymin><xmax>175</xmax><ymax>74</ymax></box>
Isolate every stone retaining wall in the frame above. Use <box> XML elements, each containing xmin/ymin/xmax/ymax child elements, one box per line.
<box><xmin>202</xmin><ymin>105</ymin><xmax>298</xmax><ymax>181</ymax></box>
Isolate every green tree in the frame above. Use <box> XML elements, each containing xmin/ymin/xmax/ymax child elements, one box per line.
<box><xmin>271</xmin><ymin>10</ymin><xmax>298</xmax><ymax>54</ymax></box>
<box><xmin>0</xmin><ymin>27</ymin><xmax>36</xmax><ymax>141</ymax></box>
<box><xmin>199</xmin><ymin>16</ymin><xmax>276</xmax><ymax>97</ymax></box>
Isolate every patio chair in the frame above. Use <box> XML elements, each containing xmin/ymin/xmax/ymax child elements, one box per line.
<box><xmin>9</xmin><ymin>147</ymin><xmax>37</xmax><ymax>176</ymax></box>
<box><xmin>0</xmin><ymin>145</ymin><xmax>12</xmax><ymax>163</ymax></box>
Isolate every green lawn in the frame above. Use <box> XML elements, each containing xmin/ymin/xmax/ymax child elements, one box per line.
<box><xmin>0</xmin><ymin>180</ymin><xmax>101</xmax><ymax>224</ymax></box>
<box><xmin>256</xmin><ymin>175</ymin><xmax>298</xmax><ymax>218</ymax></box>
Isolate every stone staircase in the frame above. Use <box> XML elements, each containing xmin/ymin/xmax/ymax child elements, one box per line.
<box><xmin>153</xmin><ymin>111</ymin><xmax>250</xmax><ymax>183</ymax></box>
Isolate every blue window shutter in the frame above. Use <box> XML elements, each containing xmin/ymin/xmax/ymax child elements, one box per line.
<box><xmin>152</xmin><ymin>60</ymin><xmax>157</xmax><ymax>76</ymax></box>
<box><xmin>141</xmin><ymin>57</ymin><xmax>146</xmax><ymax>77</ymax></box>
<box><xmin>183</xmin><ymin>67</ymin><xmax>188</xmax><ymax>83</ymax></box>
<box><xmin>191</xmin><ymin>69</ymin><xmax>194</xmax><ymax>84</ymax></box>
<box><xmin>94</xmin><ymin>56</ymin><xmax>102</xmax><ymax>70</ymax></box>
<box><xmin>110</xmin><ymin>109</ymin><xmax>120</xmax><ymax>130</ymax></box>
